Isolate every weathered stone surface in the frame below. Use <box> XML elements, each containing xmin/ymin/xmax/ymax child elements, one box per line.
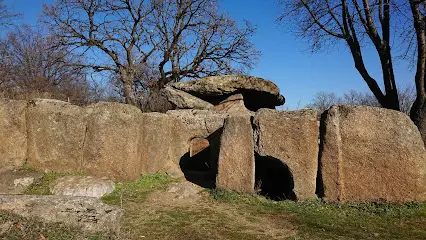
<box><xmin>254</xmin><ymin>109</ymin><xmax>319</xmax><ymax>200</ymax></box>
<box><xmin>320</xmin><ymin>105</ymin><xmax>426</xmax><ymax>203</ymax></box>
<box><xmin>167</xmin><ymin>109</ymin><xmax>229</xmax><ymax>165</ymax></box>
<box><xmin>0</xmin><ymin>169</ymin><xmax>43</xmax><ymax>194</ymax></box>
<box><xmin>163</xmin><ymin>86</ymin><xmax>214</xmax><ymax>110</ymax></box>
<box><xmin>50</xmin><ymin>176</ymin><xmax>115</xmax><ymax>198</ymax></box>
<box><xmin>139</xmin><ymin>112</ymin><xmax>174</xmax><ymax>173</ymax></box>
<box><xmin>83</xmin><ymin>102</ymin><xmax>142</xmax><ymax>181</ymax></box>
<box><xmin>27</xmin><ymin>99</ymin><xmax>87</xmax><ymax>172</ymax></box>
<box><xmin>217</xmin><ymin>114</ymin><xmax>255</xmax><ymax>193</ymax></box>
<box><xmin>0</xmin><ymin>195</ymin><xmax>123</xmax><ymax>234</ymax></box>
<box><xmin>170</xmin><ymin>75</ymin><xmax>285</xmax><ymax>111</ymax></box>
<box><xmin>0</xmin><ymin>99</ymin><xmax>27</xmax><ymax>170</ymax></box>
<box><xmin>166</xmin><ymin>181</ymin><xmax>203</xmax><ymax>200</ymax></box>
<box><xmin>214</xmin><ymin>94</ymin><xmax>248</xmax><ymax>112</ymax></box>
<box><xmin>189</xmin><ymin>138</ymin><xmax>210</xmax><ymax>157</ymax></box>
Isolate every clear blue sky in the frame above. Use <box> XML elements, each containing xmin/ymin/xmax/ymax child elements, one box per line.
<box><xmin>5</xmin><ymin>0</ymin><xmax>415</xmax><ymax>109</ymax></box>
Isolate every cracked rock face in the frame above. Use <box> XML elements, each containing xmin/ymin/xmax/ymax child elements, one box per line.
<box><xmin>165</xmin><ymin>75</ymin><xmax>285</xmax><ymax>111</ymax></box>
<box><xmin>0</xmin><ymin>195</ymin><xmax>123</xmax><ymax>234</ymax></box>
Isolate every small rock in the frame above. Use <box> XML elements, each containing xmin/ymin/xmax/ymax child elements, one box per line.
<box><xmin>0</xmin><ymin>221</ymin><xmax>12</xmax><ymax>235</ymax></box>
<box><xmin>50</xmin><ymin>176</ymin><xmax>115</xmax><ymax>198</ymax></box>
<box><xmin>189</xmin><ymin>138</ymin><xmax>210</xmax><ymax>157</ymax></box>
<box><xmin>13</xmin><ymin>177</ymin><xmax>35</xmax><ymax>188</ymax></box>
<box><xmin>0</xmin><ymin>169</ymin><xmax>43</xmax><ymax>195</ymax></box>
<box><xmin>165</xmin><ymin>165</ymin><xmax>185</xmax><ymax>179</ymax></box>
<box><xmin>166</xmin><ymin>181</ymin><xmax>202</xmax><ymax>199</ymax></box>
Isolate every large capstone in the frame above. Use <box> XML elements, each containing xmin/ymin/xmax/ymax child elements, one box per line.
<box><xmin>167</xmin><ymin>75</ymin><xmax>285</xmax><ymax>111</ymax></box>
<box><xmin>319</xmin><ymin>105</ymin><xmax>426</xmax><ymax>203</ymax></box>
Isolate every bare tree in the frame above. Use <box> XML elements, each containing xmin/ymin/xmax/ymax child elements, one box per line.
<box><xmin>306</xmin><ymin>91</ymin><xmax>340</xmax><ymax>112</ymax></box>
<box><xmin>151</xmin><ymin>0</ymin><xmax>259</xmax><ymax>90</ymax></box>
<box><xmin>43</xmin><ymin>0</ymin><xmax>259</xmax><ymax>107</ymax></box>
<box><xmin>43</xmin><ymin>0</ymin><xmax>156</xmax><ymax>106</ymax></box>
<box><xmin>0</xmin><ymin>0</ymin><xmax>20</xmax><ymax>28</ymax></box>
<box><xmin>0</xmin><ymin>25</ymin><xmax>96</xmax><ymax>105</ymax></box>
<box><xmin>278</xmin><ymin>0</ymin><xmax>426</xmax><ymax>142</ymax></box>
<box><xmin>307</xmin><ymin>86</ymin><xmax>415</xmax><ymax>115</ymax></box>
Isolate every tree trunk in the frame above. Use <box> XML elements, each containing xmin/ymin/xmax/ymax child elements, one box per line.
<box><xmin>409</xmin><ymin>0</ymin><xmax>426</xmax><ymax>146</ymax></box>
<box><xmin>411</xmin><ymin>98</ymin><xmax>426</xmax><ymax>145</ymax></box>
<box><xmin>120</xmin><ymin>68</ymin><xmax>138</xmax><ymax>106</ymax></box>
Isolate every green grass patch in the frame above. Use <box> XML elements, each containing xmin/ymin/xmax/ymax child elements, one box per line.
<box><xmin>24</xmin><ymin>172</ymin><xmax>86</xmax><ymax>195</ymax></box>
<box><xmin>209</xmin><ymin>189</ymin><xmax>426</xmax><ymax>240</ymax></box>
<box><xmin>101</xmin><ymin>173</ymin><xmax>174</xmax><ymax>205</ymax></box>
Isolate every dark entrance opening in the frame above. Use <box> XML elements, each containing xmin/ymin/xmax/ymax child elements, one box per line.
<box><xmin>179</xmin><ymin>128</ymin><xmax>223</xmax><ymax>189</ymax></box>
<box><xmin>255</xmin><ymin>154</ymin><xmax>296</xmax><ymax>201</ymax></box>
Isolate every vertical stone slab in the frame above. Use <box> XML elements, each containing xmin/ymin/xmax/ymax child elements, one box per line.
<box><xmin>320</xmin><ymin>105</ymin><xmax>426</xmax><ymax>203</ymax></box>
<box><xmin>217</xmin><ymin>114</ymin><xmax>255</xmax><ymax>193</ymax></box>
<box><xmin>253</xmin><ymin>109</ymin><xmax>319</xmax><ymax>200</ymax></box>
<box><xmin>0</xmin><ymin>99</ymin><xmax>27</xmax><ymax>170</ymax></box>
<box><xmin>83</xmin><ymin>102</ymin><xmax>142</xmax><ymax>181</ymax></box>
<box><xmin>139</xmin><ymin>112</ymin><xmax>173</xmax><ymax>174</ymax></box>
<box><xmin>26</xmin><ymin>99</ymin><xmax>87</xmax><ymax>172</ymax></box>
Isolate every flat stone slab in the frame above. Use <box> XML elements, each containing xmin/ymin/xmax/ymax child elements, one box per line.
<box><xmin>0</xmin><ymin>195</ymin><xmax>123</xmax><ymax>234</ymax></box>
<box><xmin>50</xmin><ymin>176</ymin><xmax>115</xmax><ymax>198</ymax></box>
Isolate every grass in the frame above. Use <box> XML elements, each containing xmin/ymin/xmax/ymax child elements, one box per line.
<box><xmin>101</xmin><ymin>173</ymin><xmax>174</xmax><ymax>205</ymax></box>
<box><xmin>0</xmin><ymin>211</ymin><xmax>111</xmax><ymax>240</ymax></box>
<box><xmin>210</xmin><ymin>189</ymin><xmax>426</xmax><ymax>239</ymax></box>
<box><xmin>9</xmin><ymin>172</ymin><xmax>426</xmax><ymax>239</ymax></box>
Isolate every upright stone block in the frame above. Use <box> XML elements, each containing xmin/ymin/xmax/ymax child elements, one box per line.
<box><xmin>139</xmin><ymin>112</ymin><xmax>174</xmax><ymax>173</ymax></box>
<box><xmin>83</xmin><ymin>102</ymin><xmax>142</xmax><ymax>181</ymax></box>
<box><xmin>253</xmin><ymin>109</ymin><xmax>319</xmax><ymax>200</ymax></box>
<box><xmin>217</xmin><ymin>114</ymin><xmax>255</xmax><ymax>193</ymax></box>
<box><xmin>320</xmin><ymin>105</ymin><xmax>426</xmax><ymax>203</ymax></box>
<box><xmin>27</xmin><ymin>99</ymin><xmax>87</xmax><ymax>172</ymax></box>
<box><xmin>0</xmin><ymin>99</ymin><xmax>27</xmax><ymax>170</ymax></box>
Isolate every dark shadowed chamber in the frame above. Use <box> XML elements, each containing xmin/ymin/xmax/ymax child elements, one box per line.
<box><xmin>179</xmin><ymin>128</ymin><xmax>223</xmax><ymax>189</ymax></box>
<box><xmin>255</xmin><ymin>154</ymin><xmax>296</xmax><ymax>201</ymax></box>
